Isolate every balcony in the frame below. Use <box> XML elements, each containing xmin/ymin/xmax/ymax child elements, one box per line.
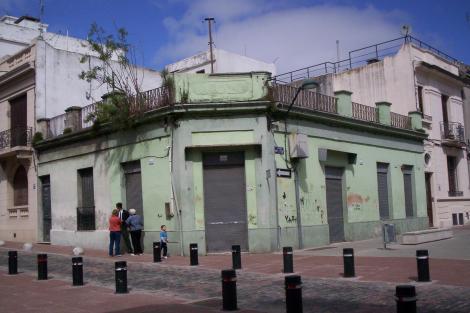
<box><xmin>448</xmin><ymin>190</ymin><xmax>463</xmax><ymax>197</ymax></box>
<box><xmin>440</xmin><ymin>122</ymin><xmax>465</xmax><ymax>145</ymax></box>
<box><xmin>0</xmin><ymin>127</ymin><xmax>33</xmax><ymax>151</ymax></box>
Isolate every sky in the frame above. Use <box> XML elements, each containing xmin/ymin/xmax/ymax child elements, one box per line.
<box><xmin>1</xmin><ymin>0</ymin><xmax>469</xmax><ymax>74</ymax></box>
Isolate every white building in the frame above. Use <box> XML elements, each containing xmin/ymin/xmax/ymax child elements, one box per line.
<box><xmin>166</xmin><ymin>48</ymin><xmax>276</xmax><ymax>76</ymax></box>
<box><xmin>0</xmin><ymin>16</ymin><xmax>161</xmax><ymax>243</ymax></box>
<box><xmin>276</xmin><ymin>37</ymin><xmax>469</xmax><ymax>228</ymax></box>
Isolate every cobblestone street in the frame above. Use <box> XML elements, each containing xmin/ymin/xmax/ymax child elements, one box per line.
<box><xmin>1</xmin><ymin>246</ymin><xmax>470</xmax><ymax>313</ymax></box>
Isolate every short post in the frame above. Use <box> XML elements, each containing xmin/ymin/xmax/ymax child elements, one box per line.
<box><xmin>114</xmin><ymin>261</ymin><xmax>128</xmax><ymax>294</ymax></box>
<box><xmin>72</xmin><ymin>257</ymin><xmax>84</xmax><ymax>286</ymax></box>
<box><xmin>37</xmin><ymin>254</ymin><xmax>48</xmax><ymax>280</ymax></box>
<box><xmin>8</xmin><ymin>251</ymin><xmax>18</xmax><ymax>275</ymax></box>
<box><xmin>232</xmin><ymin>245</ymin><xmax>241</xmax><ymax>270</ymax></box>
<box><xmin>221</xmin><ymin>269</ymin><xmax>238</xmax><ymax>311</ymax></box>
<box><xmin>153</xmin><ymin>241</ymin><xmax>161</xmax><ymax>263</ymax></box>
<box><xmin>285</xmin><ymin>275</ymin><xmax>303</xmax><ymax>313</ymax></box>
<box><xmin>343</xmin><ymin>248</ymin><xmax>355</xmax><ymax>278</ymax></box>
<box><xmin>395</xmin><ymin>285</ymin><xmax>417</xmax><ymax>313</ymax></box>
<box><xmin>416</xmin><ymin>250</ymin><xmax>430</xmax><ymax>282</ymax></box>
<box><xmin>283</xmin><ymin>246</ymin><xmax>294</xmax><ymax>273</ymax></box>
<box><xmin>190</xmin><ymin>243</ymin><xmax>199</xmax><ymax>266</ymax></box>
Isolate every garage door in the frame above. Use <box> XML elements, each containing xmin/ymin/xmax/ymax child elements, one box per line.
<box><xmin>325</xmin><ymin>166</ymin><xmax>345</xmax><ymax>243</ymax></box>
<box><xmin>203</xmin><ymin>152</ymin><xmax>248</xmax><ymax>252</ymax></box>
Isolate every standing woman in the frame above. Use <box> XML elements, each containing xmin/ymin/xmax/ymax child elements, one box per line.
<box><xmin>109</xmin><ymin>209</ymin><xmax>122</xmax><ymax>257</ymax></box>
<box><xmin>126</xmin><ymin>208</ymin><xmax>144</xmax><ymax>255</ymax></box>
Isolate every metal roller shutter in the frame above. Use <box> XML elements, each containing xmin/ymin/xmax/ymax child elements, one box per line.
<box><xmin>377</xmin><ymin>163</ymin><xmax>390</xmax><ymax>219</ymax></box>
<box><xmin>325</xmin><ymin>167</ymin><xmax>345</xmax><ymax>243</ymax></box>
<box><xmin>203</xmin><ymin>152</ymin><xmax>248</xmax><ymax>252</ymax></box>
<box><xmin>403</xmin><ymin>167</ymin><xmax>414</xmax><ymax>217</ymax></box>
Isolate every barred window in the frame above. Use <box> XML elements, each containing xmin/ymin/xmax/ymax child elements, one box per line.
<box><xmin>77</xmin><ymin>168</ymin><xmax>95</xmax><ymax>231</ymax></box>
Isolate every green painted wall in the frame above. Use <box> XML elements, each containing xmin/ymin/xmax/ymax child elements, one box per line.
<box><xmin>173</xmin><ymin>72</ymin><xmax>270</xmax><ymax>103</ymax></box>
<box><xmin>273</xmin><ymin>119</ymin><xmax>427</xmax><ymax>247</ymax></box>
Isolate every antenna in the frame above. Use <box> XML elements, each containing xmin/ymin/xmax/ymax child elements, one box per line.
<box><xmin>204</xmin><ymin>17</ymin><xmax>215</xmax><ymax>74</ymax></box>
<box><xmin>400</xmin><ymin>24</ymin><xmax>412</xmax><ymax>37</ymax></box>
<box><xmin>336</xmin><ymin>40</ymin><xmax>340</xmax><ymax>63</ymax></box>
<box><xmin>39</xmin><ymin>0</ymin><xmax>45</xmax><ymax>37</ymax></box>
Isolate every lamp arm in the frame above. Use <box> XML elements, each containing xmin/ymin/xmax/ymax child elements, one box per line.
<box><xmin>285</xmin><ymin>87</ymin><xmax>303</xmax><ymax>117</ymax></box>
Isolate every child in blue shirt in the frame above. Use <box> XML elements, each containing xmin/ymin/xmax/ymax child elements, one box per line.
<box><xmin>160</xmin><ymin>225</ymin><xmax>168</xmax><ymax>259</ymax></box>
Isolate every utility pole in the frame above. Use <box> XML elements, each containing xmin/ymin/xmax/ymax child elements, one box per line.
<box><xmin>204</xmin><ymin>17</ymin><xmax>215</xmax><ymax>74</ymax></box>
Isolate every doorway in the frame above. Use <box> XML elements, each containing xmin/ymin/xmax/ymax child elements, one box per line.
<box><xmin>40</xmin><ymin>175</ymin><xmax>52</xmax><ymax>242</ymax></box>
<box><xmin>325</xmin><ymin>166</ymin><xmax>345</xmax><ymax>243</ymax></box>
<box><xmin>123</xmin><ymin>161</ymin><xmax>144</xmax><ymax>220</ymax></box>
<box><xmin>10</xmin><ymin>95</ymin><xmax>27</xmax><ymax>147</ymax></box>
<box><xmin>425</xmin><ymin>173</ymin><xmax>433</xmax><ymax>227</ymax></box>
<box><xmin>203</xmin><ymin>152</ymin><xmax>248</xmax><ymax>252</ymax></box>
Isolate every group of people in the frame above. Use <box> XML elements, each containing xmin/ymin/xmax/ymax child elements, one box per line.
<box><xmin>108</xmin><ymin>202</ymin><xmax>143</xmax><ymax>256</ymax></box>
<box><xmin>108</xmin><ymin>202</ymin><xmax>169</xmax><ymax>258</ymax></box>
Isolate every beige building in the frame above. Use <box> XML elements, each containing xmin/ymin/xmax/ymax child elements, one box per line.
<box><xmin>275</xmin><ymin>36</ymin><xmax>469</xmax><ymax>228</ymax></box>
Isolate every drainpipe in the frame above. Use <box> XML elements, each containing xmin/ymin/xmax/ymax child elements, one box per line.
<box><xmin>273</xmin><ymin>145</ymin><xmax>281</xmax><ymax>250</ymax></box>
<box><xmin>169</xmin><ymin>124</ymin><xmax>184</xmax><ymax>256</ymax></box>
<box><xmin>293</xmin><ymin>162</ymin><xmax>303</xmax><ymax>249</ymax></box>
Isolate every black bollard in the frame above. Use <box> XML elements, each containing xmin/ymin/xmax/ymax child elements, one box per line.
<box><xmin>285</xmin><ymin>275</ymin><xmax>303</xmax><ymax>313</ymax></box>
<box><xmin>8</xmin><ymin>251</ymin><xmax>18</xmax><ymax>275</ymax></box>
<box><xmin>395</xmin><ymin>285</ymin><xmax>417</xmax><ymax>313</ymax></box>
<box><xmin>221</xmin><ymin>269</ymin><xmax>238</xmax><ymax>311</ymax></box>
<box><xmin>232</xmin><ymin>245</ymin><xmax>241</xmax><ymax>270</ymax></box>
<box><xmin>343</xmin><ymin>248</ymin><xmax>355</xmax><ymax>278</ymax></box>
<box><xmin>190</xmin><ymin>243</ymin><xmax>199</xmax><ymax>266</ymax></box>
<box><xmin>72</xmin><ymin>257</ymin><xmax>84</xmax><ymax>286</ymax></box>
<box><xmin>283</xmin><ymin>247</ymin><xmax>294</xmax><ymax>273</ymax></box>
<box><xmin>153</xmin><ymin>242</ymin><xmax>161</xmax><ymax>263</ymax></box>
<box><xmin>416</xmin><ymin>250</ymin><xmax>430</xmax><ymax>282</ymax></box>
<box><xmin>37</xmin><ymin>254</ymin><xmax>48</xmax><ymax>280</ymax></box>
<box><xmin>114</xmin><ymin>261</ymin><xmax>128</xmax><ymax>294</ymax></box>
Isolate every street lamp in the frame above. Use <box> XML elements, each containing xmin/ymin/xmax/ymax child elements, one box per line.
<box><xmin>285</xmin><ymin>79</ymin><xmax>319</xmax><ymax>116</ymax></box>
<box><xmin>283</xmin><ymin>78</ymin><xmax>318</xmax><ymax>250</ymax></box>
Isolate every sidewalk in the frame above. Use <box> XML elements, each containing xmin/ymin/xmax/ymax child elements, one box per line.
<box><xmin>1</xmin><ymin>242</ymin><xmax>470</xmax><ymax>313</ymax></box>
<box><xmin>2</xmin><ymin>232</ymin><xmax>470</xmax><ymax>287</ymax></box>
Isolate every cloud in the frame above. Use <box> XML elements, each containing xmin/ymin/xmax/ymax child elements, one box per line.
<box><xmin>155</xmin><ymin>1</ymin><xmax>408</xmax><ymax>74</ymax></box>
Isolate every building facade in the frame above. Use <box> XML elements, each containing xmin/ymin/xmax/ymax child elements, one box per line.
<box><xmin>0</xmin><ymin>16</ymin><xmax>161</xmax><ymax>243</ymax></box>
<box><xmin>275</xmin><ymin>37</ymin><xmax>470</xmax><ymax>228</ymax></box>
<box><xmin>34</xmin><ymin>72</ymin><xmax>428</xmax><ymax>254</ymax></box>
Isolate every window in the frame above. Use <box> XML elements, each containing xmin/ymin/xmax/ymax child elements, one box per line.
<box><xmin>402</xmin><ymin>165</ymin><xmax>414</xmax><ymax>217</ymax></box>
<box><xmin>447</xmin><ymin>156</ymin><xmax>461</xmax><ymax>197</ymax></box>
<box><xmin>441</xmin><ymin>94</ymin><xmax>449</xmax><ymax>124</ymax></box>
<box><xmin>377</xmin><ymin>163</ymin><xmax>390</xmax><ymax>219</ymax></box>
<box><xmin>417</xmin><ymin>86</ymin><xmax>424</xmax><ymax>113</ymax></box>
<box><xmin>77</xmin><ymin>168</ymin><xmax>95</xmax><ymax>230</ymax></box>
<box><xmin>196</xmin><ymin>69</ymin><xmax>205</xmax><ymax>74</ymax></box>
<box><xmin>13</xmin><ymin>166</ymin><xmax>28</xmax><ymax>206</ymax></box>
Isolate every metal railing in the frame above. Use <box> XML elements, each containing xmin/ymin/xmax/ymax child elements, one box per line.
<box><xmin>391</xmin><ymin>112</ymin><xmax>412</xmax><ymax>130</ymax></box>
<box><xmin>48</xmin><ymin>113</ymin><xmax>66</xmax><ymax>137</ymax></box>
<box><xmin>77</xmin><ymin>206</ymin><xmax>96</xmax><ymax>231</ymax></box>
<box><xmin>272</xmin><ymin>36</ymin><xmax>461</xmax><ymax>84</ymax></box>
<box><xmin>82</xmin><ymin>86</ymin><xmax>172</xmax><ymax>128</ymax></box>
<box><xmin>81</xmin><ymin>102</ymin><xmax>98</xmax><ymax>128</ymax></box>
<box><xmin>0</xmin><ymin>126</ymin><xmax>32</xmax><ymax>150</ymax></box>
<box><xmin>272</xmin><ymin>84</ymin><xmax>337</xmax><ymax>114</ymax></box>
<box><xmin>440</xmin><ymin>121</ymin><xmax>465</xmax><ymax>143</ymax></box>
<box><xmin>352</xmin><ymin>102</ymin><xmax>378</xmax><ymax>123</ymax></box>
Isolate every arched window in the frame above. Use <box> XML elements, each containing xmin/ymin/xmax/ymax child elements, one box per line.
<box><xmin>13</xmin><ymin>166</ymin><xmax>28</xmax><ymax>206</ymax></box>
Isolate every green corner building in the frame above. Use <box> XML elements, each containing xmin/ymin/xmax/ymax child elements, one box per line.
<box><xmin>35</xmin><ymin>72</ymin><xmax>428</xmax><ymax>254</ymax></box>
